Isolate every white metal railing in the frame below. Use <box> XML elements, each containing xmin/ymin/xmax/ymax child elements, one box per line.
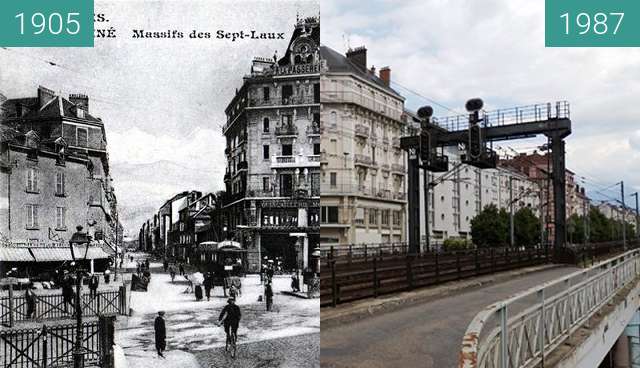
<box><xmin>459</xmin><ymin>249</ymin><xmax>640</xmax><ymax>368</ymax></box>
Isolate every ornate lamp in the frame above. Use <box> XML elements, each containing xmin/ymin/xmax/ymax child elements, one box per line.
<box><xmin>68</xmin><ymin>225</ymin><xmax>90</xmax><ymax>368</ymax></box>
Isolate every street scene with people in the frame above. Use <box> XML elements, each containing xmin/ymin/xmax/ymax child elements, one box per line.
<box><xmin>115</xmin><ymin>252</ymin><xmax>319</xmax><ymax>368</ymax></box>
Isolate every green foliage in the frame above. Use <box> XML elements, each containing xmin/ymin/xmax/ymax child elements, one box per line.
<box><xmin>443</xmin><ymin>238</ymin><xmax>471</xmax><ymax>252</ymax></box>
<box><xmin>514</xmin><ymin>207</ymin><xmax>541</xmax><ymax>247</ymax></box>
<box><xmin>470</xmin><ymin>204</ymin><xmax>509</xmax><ymax>248</ymax></box>
<box><xmin>567</xmin><ymin>207</ymin><xmax>636</xmax><ymax>244</ymax></box>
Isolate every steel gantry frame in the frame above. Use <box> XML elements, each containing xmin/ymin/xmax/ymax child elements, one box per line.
<box><xmin>401</xmin><ymin>100</ymin><xmax>571</xmax><ymax>254</ymax></box>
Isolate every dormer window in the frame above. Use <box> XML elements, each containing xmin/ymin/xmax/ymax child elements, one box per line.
<box><xmin>76</xmin><ymin>127</ymin><xmax>88</xmax><ymax>147</ymax></box>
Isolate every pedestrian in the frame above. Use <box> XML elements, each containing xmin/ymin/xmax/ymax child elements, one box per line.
<box><xmin>163</xmin><ymin>259</ymin><xmax>169</xmax><ymax>272</ymax></box>
<box><xmin>62</xmin><ymin>275</ymin><xmax>75</xmax><ymax>314</ymax></box>
<box><xmin>265</xmin><ymin>282</ymin><xmax>273</xmax><ymax>312</ymax></box>
<box><xmin>104</xmin><ymin>269</ymin><xmax>111</xmax><ymax>284</ymax></box>
<box><xmin>88</xmin><ymin>274</ymin><xmax>99</xmax><ymax>299</ymax></box>
<box><xmin>136</xmin><ymin>263</ymin><xmax>141</xmax><ymax>275</ymax></box>
<box><xmin>291</xmin><ymin>273</ymin><xmax>300</xmax><ymax>292</ymax></box>
<box><xmin>266</xmin><ymin>265</ymin><xmax>274</xmax><ymax>284</ymax></box>
<box><xmin>154</xmin><ymin>311</ymin><xmax>167</xmax><ymax>358</ymax></box>
<box><xmin>195</xmin><ymin>283</ymin><xmax>203</xmax><ymax>301</ymax></box>
<box><xmin>179</xmin><ymin>263</ymin><xmax>184</xmax><ymax>276</ymax></box>
<box><xmin>169</xmin><ymin>267</ymin><xmax>176</xmax><ymax>283</ymax></box>
<box><xmin>145</xmin><ymin>259</ymin><xmax>150</xmax><ymax>270</ymax></box>
<box><xmin>204</xmin><ymin>273</ymin><xmax>213</xmax><ymax>301</ymax></box>
<box><xmin>229</xmin><ymin>283</ymin><xmax>239</xmax><ymax>300</ymax></box>
<box><xmin>25</xmin><ymin>287</ymin><xmax>37</xmax><ymax>319</ymax></box>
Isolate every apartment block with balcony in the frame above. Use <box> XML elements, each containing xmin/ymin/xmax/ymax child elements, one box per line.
<box><xmin>219</xmin><ymin>16</ymin><xmax>320</xmax><ymax>274</ymax></box>
<box><xmin>320</xmin><ymin>45</ymin><xmax>407</xmax><ymax>246</ymax></box>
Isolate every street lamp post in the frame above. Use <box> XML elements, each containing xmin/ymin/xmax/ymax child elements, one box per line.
<box><xmin>69</xmin><ymin>225</ymin><xmax>91</xmax><ymax>368</ymax></box>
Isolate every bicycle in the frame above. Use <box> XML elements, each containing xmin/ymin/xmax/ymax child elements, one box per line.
<box><xmin>226</xmin><ymin>325</ymin><xmax>237</xmax><ymax>358</ymax></box>
<box><xmin>216</xmin><ymin>319</ymin><xmax>238</xmax><ymax>358</ymax></box>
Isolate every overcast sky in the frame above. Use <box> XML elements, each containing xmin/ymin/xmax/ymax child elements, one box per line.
<box><xmin>0</xmin><ymin>0</ymin><xmax>318</xmax><ymax>234</ymax></box>
<box><xmin>322</xmin><ymin>0</ymin><xmax>640</xmax><ymax>205</ymax></box>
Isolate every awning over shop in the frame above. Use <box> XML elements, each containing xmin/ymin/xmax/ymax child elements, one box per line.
<box><xmin>83</xmin><ymin>247</ymin><xmax>111</xmax><ymax>260</ymax></box>
<box><xmin>30</xmin><ymin>247</ymin><xmax>73</xmax><ymax>262</ymax></box>
<box><xmin>0</xmin><ymin>247</ymin><xmax>36</xmax><ymax>262</ymax></box>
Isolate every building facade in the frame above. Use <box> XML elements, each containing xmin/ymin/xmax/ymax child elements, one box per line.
<box><xmin>320</xmin><ymin>45</ymin><xmax>407</xmax><ymax>246</ymax></box>
<box><xmin>220</xmin><ymin>16</ymin><xmax>320</xmax><ymax>274</ymax></box>
<box><xmin>0</xmin><ymin>87</ymin><xmax>117</xmax><ymax>273</ymax></box>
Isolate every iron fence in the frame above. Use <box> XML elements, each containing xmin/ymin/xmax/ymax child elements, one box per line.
<box><xmin>459</xmin><ymin>247</ymin><xmax>640</xmax><ymax>368</ymax></box>
<box><xmin>0</xmin><ymin>317</ymin><xmax>114</xmax><ymax>368</ymax></box>
<box><xmin>0</xmin><ymin>287</ymin><xmax>127</xmax><ymax>328</ymax></box>
<box><xmin>321</xmin><ymin>245</ymin><xmax>550</xmax><ymax>307</ymax></box>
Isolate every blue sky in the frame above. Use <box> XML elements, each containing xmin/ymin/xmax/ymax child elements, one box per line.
<box><xmin>322</xmin><ymin>0</ymin><xmax>640</xmax><ymax>205</ymax></box>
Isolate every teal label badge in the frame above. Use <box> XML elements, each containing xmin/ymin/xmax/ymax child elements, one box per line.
<box><xmin>0</xmin><ymin>0</ymin><xmax>94</xmax><ymax>47</ymax></box>
<box><xmin>546</xmin><ymin>0</ymin><xmax>640</xmax><ymax>47</ymax></box>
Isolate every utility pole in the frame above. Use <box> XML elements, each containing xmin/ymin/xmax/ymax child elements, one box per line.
<box><xmin>509</xmin><ymin>176</ymin><xmax>514</xmax><ymax>247</ymax></box>
<box><xmin>633</xmin><ymin>192</ymin><xmax>639</xmax><ymax>240</ymax></box>
<box><xmin>583</xmin><ymin>199</ymin><xmax>588</xmax><ymax>245</ymax></box>
<box><xmin>621</xmin><ymin>181</ymin><xmax>626</xmax><ymax>249</ymax></box>
<box><xmin>423</xmin><ymin>169</ymin><xmax>430</xmax><ymax>252</ymax></box>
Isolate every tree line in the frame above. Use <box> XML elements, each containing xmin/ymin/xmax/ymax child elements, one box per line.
<box><xmin>467</xmin><ymin>204</ymin><xmax>636</xmax><ymax>248</ymax></box>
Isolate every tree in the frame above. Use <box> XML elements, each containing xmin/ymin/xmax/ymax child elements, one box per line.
<box><xmin>470</xmin><ymin>204</ymin><xmax>509</xmax><ymax>248</ymax></box>
<box><xmin>514</xmin><ymin>207</ymin><xmax>541</xmax><ymax>247</ymax></box>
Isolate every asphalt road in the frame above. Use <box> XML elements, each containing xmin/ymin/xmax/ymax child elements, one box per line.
<box><xmin>320</xmin><ymin>266</ymin><xmax>580</xmax><ymax>368</ymax></box>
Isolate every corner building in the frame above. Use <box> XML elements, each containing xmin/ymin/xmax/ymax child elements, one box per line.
<box><xmin>221</xmin><ymin>17</ymin><xmax>320</xmax><ymax>274</ymax></box>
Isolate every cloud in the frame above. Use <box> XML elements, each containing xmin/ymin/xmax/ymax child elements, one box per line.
<box><xmin>323</xmin><ymin>0</ymin><xmax>640</xmax><ymax>192</ymax></box>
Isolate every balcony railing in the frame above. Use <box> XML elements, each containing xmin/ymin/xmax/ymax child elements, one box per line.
<box><xmin>307</xmin><ymin>124</ymin><xmax>321</xmax><ymax>136</ymax></box>
<box><xmin>381</xmin><ymin>163</ymin><xmax>390</xmax><ymax>172</ymax></box>
<box><xmin>322</xmin><ymin>183</ymin><xmax>407</xmax><ymax>201</ymax></box>
<box><xmin>392</xmin><ymin>163</ymin><xmax>406</xmax><ymax>173</ymax></box>
<box><xmin>275</xmin><ymin>125</ymin><xmax>299</xmax><ymax>136</ymax></box>
<box><xmin>320</xmin><ymin>91</ymin><xmax>404</xmax><ymax>121</ymax></box>
<box><xmin>382</xmin><ymin>137</ymin><xmax>390</xmax><ymax>145</ymax></box>
<box><xmin>354</xmin><ymin>154</ymin><xmax>372</xmax><ymax>166</ymax></box>
<box><xmin>355</xmin><ymin>124</ymin><xmax>369</xmax><ymax>138</ymax></box>
<box><xmin>271</xmin><ymin>154</ymin><xmax>321</xmax><ymax>168</ymax></box>
<box><xmin>249</xmin><ymin>95</ymin><xmax>316</xmax><ymax>107</ymax></box>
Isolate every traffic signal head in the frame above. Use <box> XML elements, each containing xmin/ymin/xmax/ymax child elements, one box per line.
<box><xmin>417</xmin><ymin>105</ymin><xmax>434</xmax><ymax>119</ymax></box>
<box><xmin>465</xmin><ymin>98</ymin><xmax>483</xmax><ymax>112</ymax></box>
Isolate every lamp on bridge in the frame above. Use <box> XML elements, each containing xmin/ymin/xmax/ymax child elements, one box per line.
<box><xmin>69</xmin><ymin>225</ymin><xmax>90</xmax><ymax>368</ymax></box>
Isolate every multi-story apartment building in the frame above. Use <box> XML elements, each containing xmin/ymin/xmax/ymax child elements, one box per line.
<box><xmin>220</xmin><ymin>16</ymin><xmax>320</xmax><ymax>274</ymax></box>
<box><xmin>320</xmin><ymin>45</ymin><xmax>407</xmax><ymax>246</ymax></box>
<box><xmin>417</xmin><ymin>145</ymin><xmax>542</xmax><ymax>246</ymax></box>
<box><xmin>0</xmin><ymin>87</ymin><xmax>117</xmax><ymax>273</ymax></box>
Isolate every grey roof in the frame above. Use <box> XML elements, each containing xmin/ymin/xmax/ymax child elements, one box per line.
<box><xmin>320</xmin><ymin>45</ymin><xmax>402</xmax><ymax>98</ymax></box>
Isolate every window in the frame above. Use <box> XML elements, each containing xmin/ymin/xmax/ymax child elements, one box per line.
<box><xmin>55</xmin><ymin>172</ymin><xmax>65</xmax><ymax>196</ymax></box>
<box><xmin>263</xmin><ymin>145</ymin><xmax>270</xmax><ymax>160</ymax></box>
<box><xmin>26</xmin><ymin>204</ymin><xmax>38</xmax><ymax>229</ymax></box>
<box><xmin>282</xmin><ymin>144</ymin><xmax>293</xmax><ymax>156</ymax></box>
<box><xmin>330</xmin><ymin>172</ymin><xmax>337</xmax><ymax>187</ymax></box>
<box><xmin>282</xmin><ymin>85</ymin><xmax>293</xmax><ymax>104</ymax></box>
<box><xmin>369</xmin><ymin>209</ymin><xmax>378</xmax><ymax>225</ymax></box>
<box><xmin>263</xmin><ymin>87</ymin><xmax>270</xmax><ymax>101</ymax></box>
<box><xmin>56</xmin><ymin>207</ymin><xmax>66</xmax><ymax>229</ymax></box>
<box><xmin>313</xmin><ymin>83</ymin><xmax>320</xmax><ymax>103</ymax></box>
<box><xmin>314</xmin><ymin>143</ymin><xmax>320</xmax><ymax>155</ymax></box>
<box><xmin>26</xmin><ymin>168</ymin><xmax>38</xmax><ymax>192</ymax></box>
<box><xmin>381</xmin><ymin>210</ymin><xmax>390</xmax><ymax>226</ymax></box>
<box><xmin>76</xmin><ymin>127</ymin><xmax>88</xmax><ymax>147</ymax></box>
<box><xmin>321</xmin><ymin>206</ymin><xmax>339</xmax><ymax>223</ymax></box>
<box><xmin>263</xmin><ymin>117</ymin><xmax>270</xmax><ymax>132</ymax></box>
<box><xmin>263</xmin><ymin>177</ymin><xmax>270</xmax><ymax>191</ymax></box>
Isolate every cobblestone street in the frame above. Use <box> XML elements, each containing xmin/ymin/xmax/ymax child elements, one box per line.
<box><xmin>115</xmin><ymin>255</ymin><xmax>319</xmax><ymax>368</ymax></box>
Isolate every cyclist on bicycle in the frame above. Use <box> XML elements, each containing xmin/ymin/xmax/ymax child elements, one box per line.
<box><xmin>218</xmin><ymin>297</ymin><xmax>241</xmax><ymax>347</ymax></box>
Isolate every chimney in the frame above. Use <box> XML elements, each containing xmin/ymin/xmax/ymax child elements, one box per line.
<box><xmin>345</xmin><ymin>46</ymin><xmax>367</xmax><ymax>72</ymax></box>
<box><xmin>379</xmin><ymin>67</ymin><xmax>391</xmax><ymax>87</ymax></box>
<box><xmin>370</xmin><ymin>65</ymin><xmax>376</xmax><ymax>75</ymax></box>
<box><xmin>69</xmin><ymin>94</ymin><xmax>89</xmax><ymax>112</ymax></box>
<box><xmin>37</xmin><ymin>86</ymin><xmax>55</xmax><ymax>108</ymax></box>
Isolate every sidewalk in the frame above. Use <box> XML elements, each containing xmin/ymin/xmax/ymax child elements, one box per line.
<box><xmin>321</xmin><ymin>264</ymin><xmax>563</xmax><ymax>329</ymax></box>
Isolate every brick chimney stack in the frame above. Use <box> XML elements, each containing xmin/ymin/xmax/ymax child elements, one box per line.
<box><xmin>345</xmin><ymin>46</ymin><xmax>367</xmax><ymax>72</ymax></box>
<box><xmin>69</xmin><ymin>94</ymin><xmax>89</xmax><ymax>112</ymax></box>
<box><xmin>379</xmin><ymin>67</ymin><xmax>391</xmax><ymax>87</ymax></box>
<box><xmin>37</xmin><ymin>86</ymin><xmax>55</xmax><ymax>109</ymax></box>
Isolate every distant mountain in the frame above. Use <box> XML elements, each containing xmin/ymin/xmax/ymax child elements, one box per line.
<box><xmin>110</xmin><ymin>159</ymin><xmax>224</xmax><ymax>235</ymax></box>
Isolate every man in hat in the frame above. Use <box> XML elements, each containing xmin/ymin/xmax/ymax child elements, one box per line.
<box><xmin>218</xmin><ymin>297</ymin><xmax>241</xmax><ymax>349</ymax></box>
<box><xmin>154</xmin><ymin>311</ymin><xmax>166</xmax><ymax>358</ymax></box>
